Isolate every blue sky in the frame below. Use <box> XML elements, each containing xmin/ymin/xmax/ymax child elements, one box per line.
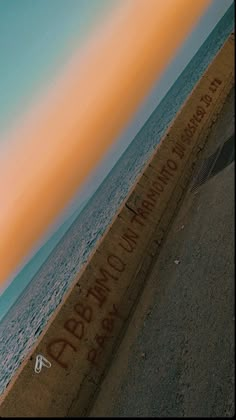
<box><xmin>0</xmin><ymin>0</ymin><xmax>117</xmax><ymax>134</ymax></box>
<box><xmin>0</xmin><ymin>0</ymin><xmax>234</xmax><ymax>320</ymax></box>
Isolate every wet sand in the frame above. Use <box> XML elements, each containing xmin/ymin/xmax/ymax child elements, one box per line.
<box><xmin>0</xmin><ymin>34</ymin><xmax>234</xmax><ymax>418</ymax></box>
<box><xmin>89</xmin><ymin>87</ymin><xmax>235</xmax><ymax>417</ymax></box>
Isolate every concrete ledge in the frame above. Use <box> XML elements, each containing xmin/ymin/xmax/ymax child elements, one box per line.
<box><xmin>0</xmin><ymin>33</ymin><xmax>234</xmax><ymax>417</ymax></box>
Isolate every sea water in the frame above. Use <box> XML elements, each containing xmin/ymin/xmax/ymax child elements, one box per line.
<box><xmin>0</xmin><ymin>6</ymin><xmax>234</xmax><ymax>395</ymax></box>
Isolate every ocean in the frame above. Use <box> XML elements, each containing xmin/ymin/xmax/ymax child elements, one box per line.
<box><xmin>0</xmin><ymin>5</ymin><xmax>234</xmax><ymax>395</ymax></box>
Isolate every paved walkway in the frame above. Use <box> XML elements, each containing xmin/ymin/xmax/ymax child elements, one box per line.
<box><xmin>89</xmin><ymin>88</ymin><xmax>235</xmax><ymax>417</ymax></box>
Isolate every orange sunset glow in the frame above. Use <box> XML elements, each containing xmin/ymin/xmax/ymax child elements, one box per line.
<box><xmin>0</xmin><ymin>0</ymin><xmax>211</xmax><ymax>287</ymax></box>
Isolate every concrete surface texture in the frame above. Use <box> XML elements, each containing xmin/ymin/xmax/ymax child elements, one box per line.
<box><xmin>89</xmin><ymin>87</ymin><xmax>235</xmax><ymax>417</ymax></box>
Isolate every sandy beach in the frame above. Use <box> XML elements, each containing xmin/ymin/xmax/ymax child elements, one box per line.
<box><xmin>0</xmin><ymin>32</ymin><xmax>234</xmax><ymax>417</ymax></box>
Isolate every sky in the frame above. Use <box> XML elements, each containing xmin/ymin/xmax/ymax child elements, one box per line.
<box><xmin>0</xmin><ymin>0</ymin><xmax>234</xmax><ymax>321</ymax></box>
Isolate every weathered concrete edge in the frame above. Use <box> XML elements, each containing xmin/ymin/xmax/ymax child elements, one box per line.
<box><xmin>0</xmin><ymin>33</ymin><xmax>234</xmax><ymax>417</ymax></box>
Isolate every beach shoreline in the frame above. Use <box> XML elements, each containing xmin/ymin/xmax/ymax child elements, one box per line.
<box><xmin>0</xmin><ymin>32</ymin><xmax>234</xmax><ymax>417</ymax></box>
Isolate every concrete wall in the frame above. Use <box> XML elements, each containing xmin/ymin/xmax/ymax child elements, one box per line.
<box><xmin>0</xmin><ymin>33</ymin><xmax>234</xmax><ymax>417</ymax></box>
